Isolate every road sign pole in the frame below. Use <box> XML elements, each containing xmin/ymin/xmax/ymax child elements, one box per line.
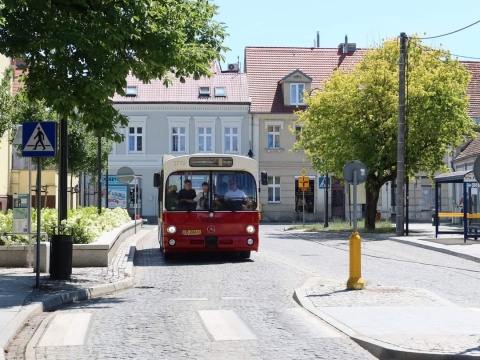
<box><xmin>324</xmin><ymin>173</ymin><xmax>329</xmax><ymax>228</ymax></box>
<box><xmin>134</xmin><ymin>177</ymin><xmax>137</xmax><ymax>234</ymax></box>
<box><xmin>35</xmin><ymin>157</ymin><xmax>42</xmax><ymax>288</ymax></box>
<box><xmin>302</xmin><ymin>189</ymin><xmax>305</xmax><ymax>227</ymax></box>
<box><xmin>353</xmin><ymin>170</ymin><xmax>357</xmax><ymax>232</ymax></box>
<box><xmin>347</xmin><ymin>169</ymin><xmax>365</xmax><ymax>290</ymax></box>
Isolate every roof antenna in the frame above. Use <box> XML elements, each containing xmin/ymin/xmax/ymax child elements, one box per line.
<box><xmin>344</xmin><ymin>34</ymin><xmax>348</xmax><ymax>54</ymax></box>
<box><xmin>317</xmin><ymin>31</ymin><xmax>320</xmax><ymax>48</ymax></box>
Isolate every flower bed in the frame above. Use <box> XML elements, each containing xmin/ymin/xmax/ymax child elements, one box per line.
<box><xmin>0</xmin><ymin>207</ymin><xmax>131</xmax><ymax>245</ymax></box>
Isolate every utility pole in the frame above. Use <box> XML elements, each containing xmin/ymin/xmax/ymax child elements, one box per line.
<box><xmin>97</xmin><ymin>135</ymin><xmax>102</xmax><ymax>214</ymax></box>
<box><xmin>58</xmin><ymin>119</ymin><xmax>68</xmax><ymax>223</ymax></box>
<box><xmin>396</xmin><ymin>32</ymin><xmax>407</xmax><ymax>236</ymax></box>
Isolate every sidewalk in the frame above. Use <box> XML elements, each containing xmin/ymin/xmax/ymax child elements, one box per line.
<box><xmin>389</xmin><ymin>223</ymin><xmax>480</xmax><ymax>263</ymax></box>
<box><xmin>293</xmin><ymin>223</ymin><xmax>480</xmax><ymax>359</ymax></box>
<box><xmin>0</xmin><ymin>225</ymin><xmax>156</xmax><ymax>360</ymax></box>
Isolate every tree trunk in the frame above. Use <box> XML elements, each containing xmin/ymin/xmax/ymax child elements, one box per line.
<box><xmin>365</xmin><ymin>184</ymin><xmax>381</xmax><ymax>230</ymax></box>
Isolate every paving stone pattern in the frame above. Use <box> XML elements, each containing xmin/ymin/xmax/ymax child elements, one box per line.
<box><xmin>32</xmin><ymin>233</ymin><xmax>375</xmax><ymax>360</ymax></box>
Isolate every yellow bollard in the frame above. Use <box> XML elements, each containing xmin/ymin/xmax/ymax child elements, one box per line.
<box><xmin>347</xmin><ymin>231</ymin><xmax>365</xmax><ymax>290</ymax></box>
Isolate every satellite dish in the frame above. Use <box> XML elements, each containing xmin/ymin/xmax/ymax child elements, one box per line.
<box><xmin>117</xmin><ymin>166</ymin><xmax>135</xmax><ymax>185</ymax></box>
<box><xmin>473</xmin><ymin>156</ymin><xmax>480</xmax><ymax>183</ymax></box>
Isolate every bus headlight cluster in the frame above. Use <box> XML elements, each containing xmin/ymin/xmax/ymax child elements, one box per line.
<box><xmin>245</xmin><ymin>225</ymin><xmax>255</xmax><ymax>234</ymax></box>
<box><xmin>166</xmin><ymin>225</ymin><xmax>177</xmax><ymax>234</ymax></box>
<box><xmin>168</xmin><ymin>239</ymin><xmax>176</xmax><ymax>246</ymax></box>
<box><xmin>246</xmin><ymin>238</ymin><xmax>254</xmax><ymax>246</ymax></box>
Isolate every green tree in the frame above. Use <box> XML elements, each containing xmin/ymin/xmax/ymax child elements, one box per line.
<box><xmin>0</xmin><ymin>0</ymin><xmax>227</xmax><ymax>140</ymax></box>
<box><xmin>0</xmin><ymin>67</ymin><xmax>14</xmax><ymax>139</ymax></box>
<box><xmin>293</xmin><ymin>38</ymin><xmax>474</xmax><ymax>230</ymax></box>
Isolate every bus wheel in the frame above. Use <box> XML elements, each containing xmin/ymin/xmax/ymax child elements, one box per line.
<box><xmin>164</xmin><ymin>252</ymin><xmax>174</xmax><ymax>261</ymax></box>
<box><xmin>239</xmin><ymin>251</ymin><xmax>251</xmax><ymax>259</ymax></box>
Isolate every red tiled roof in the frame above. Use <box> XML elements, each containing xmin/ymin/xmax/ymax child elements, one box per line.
<box><xmin>245</xmin><ymin>47</ymin><xmax>367</xmax><ymax>113</ymax></box>
<box><xmin>113</xmin><ymin>71</ymin><xmax>249</xmax><ymax>105</ymax></box>
<box><xmin>455</xmin><ymin>135</ymin><xmax>480</xmax><ymax>161</ymax></box>
<box><xmin>463</xmin><ymin>61</ymin><xmax>480</xmax><ymax>119</ymax></box>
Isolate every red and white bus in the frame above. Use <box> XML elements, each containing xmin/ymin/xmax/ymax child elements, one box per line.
<box><xmin>154</xmin><ymin>154</ymin><xmax>267</xmax><ymax>260</ymax></box>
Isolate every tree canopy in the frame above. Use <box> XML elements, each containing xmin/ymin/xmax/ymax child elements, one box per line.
<box><xmin>0</xmin><ymin>0</ymin><xmax>227</xmax><ymax>141</ymax></box>
<box><xmin>293</xmin><ymin>37</ymin><xmax>475</xmax><ymax>229</ymax></box>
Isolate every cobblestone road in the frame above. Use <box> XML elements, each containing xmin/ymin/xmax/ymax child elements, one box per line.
<box><xmin>258</xmin><ymin>225</ymin><xmax>480</xmax><ymax>308</ymax></box>
<box><xmin>28</xmin><ymin>229</ymin><xmax>375</xmax><ymax>360</ymax></box>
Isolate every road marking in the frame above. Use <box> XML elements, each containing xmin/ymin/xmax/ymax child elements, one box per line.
<box><xmin>278</xmin><ymin>308</ymin><xmax>342</xmax><ymax>338</ymax></box>
<box><xmin>38</xmin><ymin>313</ymin><xmax>92</xmax><ymax>347</ymax></box>
<box><xmin>199</xmin><ymin>310</ymin><xmax>257</xmax><ymax>341</ymax></box>
<box><xmin>221</xmin><ymin>297</ymin><xmax>249</xmax><ymax>300</ymax></box>
<box><xmin>167</xmin><ymin>297</ymin><xmax>209</xmax><ymax>301</ymax></box>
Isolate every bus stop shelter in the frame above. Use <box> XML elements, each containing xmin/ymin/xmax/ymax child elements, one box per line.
<box><xmin>434</xmin><ymin>170</ymin><xmax>480</xmax><ymax>242</ymax></box>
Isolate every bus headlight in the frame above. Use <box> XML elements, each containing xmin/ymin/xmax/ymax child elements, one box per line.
<box><xmin>166</xmin><ymin>225</ymin><xmax>177</xmax><ymax>234</ymax></box>
<box><xmin>245</xmin><ymin>225</ymin><xmax>255</xmax><ymax>234</ymax></box>
<box><xmin>246</xmin><ymin>238</ymin><xmax>254</xmax><ymax>246</ymax></box>
<box><xmin>168</xmin><ymin>239</ymin><xmax>176</xmax><ymax>246</ymax></box>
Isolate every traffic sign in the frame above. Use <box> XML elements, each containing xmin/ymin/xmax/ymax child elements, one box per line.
<box><xmin>298</xmin><ymin>176</ymin><xmax>310</xmax><ymax>191</ymax></box>
<box><xmin>474</xmin><ymin>156</ymin><xmax>480</xmax><ymax>183</ymax></box>
<box><xmin>117</xmin><ymin>166</ymin><xmax>135</xmax><ymax>184</ymax></box>
<box><xmin>318</xmin><ymin>176</ymin><xmax>330</xmax><ymax>189</ymax></box>
<box><xmin>300</xmin><ymin>168</ymin><xmax>308</xmax><ymax>176</ymax></box>
<box><xmin>22</xmin><ymin>122</ymin><xmax>57</xmax><ymax>157</ymax></box>
<box><xmin>343</xmin><ymin>160</ymin><xmax>367</xmax><ymax>184</ymax></box>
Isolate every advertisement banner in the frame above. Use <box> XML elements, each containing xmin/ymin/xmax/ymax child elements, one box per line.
<box><xmin>13</xmin><ymin>194</ymin><xmax>29</xmax><ymax>233</ymax></box>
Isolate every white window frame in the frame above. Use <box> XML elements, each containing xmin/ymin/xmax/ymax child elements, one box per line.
<box><xmin>221</xmin><ymin>118</ymin><xmax>241</xmax><ymax>154</ymax></box>
<box><xmin>268</xmin><ymin>176</ymin><xmax>281</xmax><ymax>203</ymax></box>
<box><xmin>126</xmin><ymin>116</ymin><xmax>147</xmax><ymax>155</ymax></box>
<box><xmin>290</xmin><ymin>83</ymin><xmax>305</xmax><ymax>105</ymax></box>
<box><xmin>195</xmin><ymin>118</ymin><xmax>215</xmax><ymax>153</ymax></box>
<box><xmin>264</xmin><ymin>120</ymin><xmax>284</xmax><ymax>150</ymax></box>
<box><xmin>168</xmin><ymin>118</ymin><xmax>190</xmax><ymax>154</ymax></box>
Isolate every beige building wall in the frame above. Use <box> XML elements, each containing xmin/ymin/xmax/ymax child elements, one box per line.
<box><xmin>255</xmin><ymin>113</ymin><xmax>326</xmax><ymax>222</ymax></box>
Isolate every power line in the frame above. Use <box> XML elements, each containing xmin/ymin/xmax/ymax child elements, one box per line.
<box><xmin>413</xmin><ymin>43</ymin><xmax>480</xmax><ymax>60</ymax></box>
<box><xmin>450</xmin><ymin>53</ymin><xmax>480</xmax><ymax>60</ymax></box>
<box><xmin>417</xmin><ymin>19</ymin><xmax>480</xmax><ymax>40</ymax></box>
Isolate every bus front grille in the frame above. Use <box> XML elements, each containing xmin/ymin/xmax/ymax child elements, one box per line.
<box><xmin>205</xmin><ymin>236</ymin><xmax>218</xmax><ymax>249</ymax></box>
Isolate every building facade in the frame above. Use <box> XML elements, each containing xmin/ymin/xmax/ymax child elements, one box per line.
<box><xmin>111</xmin><ymin>65</ymin><xmax>250</xmax><ymax>223</ymax></box>
<box><xmin>245</xmin><ymin>45</ymin><xmax>365</xmax><ymax>222</ymax></box>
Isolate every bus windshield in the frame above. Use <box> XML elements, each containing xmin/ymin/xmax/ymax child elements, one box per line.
<box><xmin>165</xmin><ymin>171</ymin><xmax>257</xmax><ymax>211</ymax></box>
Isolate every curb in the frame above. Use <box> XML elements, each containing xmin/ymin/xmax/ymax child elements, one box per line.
<box><xmin>293</xmin><ymin>278</ymin><xmax>480</xmax><ymax>360</ymax></box>
<box><xmin>1</xmin><ymin>227</ymin><xmax>154</xmax><ymax>360</ymax></box>
<box><xmin>389</xmin><ymin>237</ymin><xmax>480</xmax><ymax>263</ymax></box>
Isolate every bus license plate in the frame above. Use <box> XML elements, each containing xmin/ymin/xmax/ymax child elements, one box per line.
<box><xmin>182</xmin><ymin>229</ymin><xmax>201</xmax><ymax>235</ymax></box>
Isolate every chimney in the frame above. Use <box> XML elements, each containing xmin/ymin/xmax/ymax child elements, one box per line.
<box><xmin>317</xmin><ymin>31</ymin><xmax>320</xmax><ymax>48</ymax></box>
<box><xmin>338</xmin><ymin>34</ymin><xmax>356</xmax><ymax>54</ymax></box>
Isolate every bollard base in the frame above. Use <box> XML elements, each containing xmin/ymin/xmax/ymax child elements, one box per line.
<box><xmin>347</xmin><ymin>277</ymin><xmax>365</xmax><ymax>290</ymax></box>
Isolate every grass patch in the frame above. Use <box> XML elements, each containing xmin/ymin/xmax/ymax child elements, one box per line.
<box><xmin>289</xmin><ymin>218</ymin><xmax>394</xmax><ymax>234</ymax></box>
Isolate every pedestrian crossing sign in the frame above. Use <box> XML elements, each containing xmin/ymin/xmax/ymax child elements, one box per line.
<box><xmin>22</xmin><ymin>122</ymin><xmax>57</xmax><ymax>157</ymax></box>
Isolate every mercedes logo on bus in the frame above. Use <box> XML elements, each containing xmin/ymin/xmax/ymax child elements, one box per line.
<box><xmin>207</xmin><ymin>225</ymin><xmax>216</xmax><ymax>233</ymax></box>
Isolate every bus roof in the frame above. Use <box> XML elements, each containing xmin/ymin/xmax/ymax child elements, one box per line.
<box><xmin>162</xmin><ymin>154</ymin><xmax>258</xmax><ymax>173</ymax></box>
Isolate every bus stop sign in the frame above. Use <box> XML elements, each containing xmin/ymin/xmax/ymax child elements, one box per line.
<box><xmin>343</xmin><ymin>160</ymin><xmax>367</xmax><ymax>184</ymax></box>
<box><xmin>474</xmin><ymin>156</ymin><xmax>480</xmax><ymax>183</ymax></box>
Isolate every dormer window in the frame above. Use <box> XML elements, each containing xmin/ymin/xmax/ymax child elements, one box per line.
<box><xmin>214</xmin><ymin>86</ymin><xmax>226</xmax><ymax>97</ymax></box>
<box><xmin>125</xmin><ymin>86</ymin><xmax>137</xmax><ymax>97</ymax></box>
<box><xmin>199</xmin><ymin>86</ymin><xmax>210</xmax><ymax>96</ymax></box>
<box><xmin>279</xmin><ymin>69</ymin><xmax>311</xmax><ymax>106</ymax></box>
<box><xmin>290</xmin><ymin>83</ymin><xmax>305</xmax><ymax>105</ymax></box>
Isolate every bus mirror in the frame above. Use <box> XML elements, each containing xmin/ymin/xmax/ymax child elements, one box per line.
<box><xmin>153</xmin><ymin>173</ymin><xmax>160</xmax><ymax>188</ymax></box>
<box><xmin>261</xmin><ymin>171</ymin><xmax>268</xmax><ymax>186</ymax></box>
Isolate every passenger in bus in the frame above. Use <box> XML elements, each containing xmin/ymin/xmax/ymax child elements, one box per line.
<box><xmin>176</xmin><ymin>179</ymin><xmax>196</xmax><ymax>211</ymax></box>
<box><xmin>166</xmin><ymin>185</ymin><xmax>178</xmax><ymax>210</ymax></box>
<box><xmin>194</xmin><ymin>182</ymin><xmax>212</xmax><ymax>210</ymax></box>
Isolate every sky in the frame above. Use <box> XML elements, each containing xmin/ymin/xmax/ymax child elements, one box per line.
<box><xmin>212</xmin><ymin>0</ymin><xmax>480</xmax><ymax>68</ymax></box>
